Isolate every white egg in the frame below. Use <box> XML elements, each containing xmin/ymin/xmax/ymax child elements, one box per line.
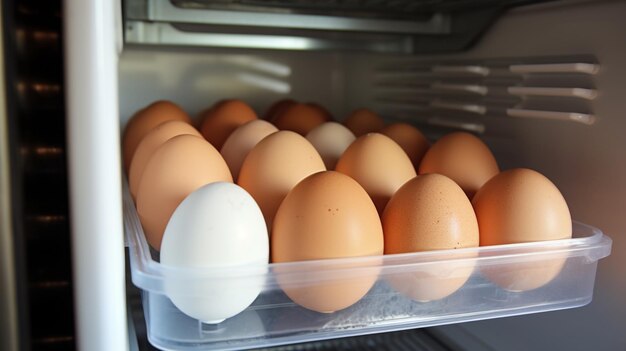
<box><xmin>305</xmin><ymin>121</ymin><xmax>356</xmax><ymax>170</ymax></box>
<box><xmin>160</xmin><ymin>182</ymin><xmax>269</xmax><ymax>324</ymax></box>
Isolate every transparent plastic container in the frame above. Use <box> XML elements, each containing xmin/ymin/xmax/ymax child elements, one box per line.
<box><xmin>124</xmin><ymin>186</ymin><xmax>612</xmax><ymax>351</ymax></box>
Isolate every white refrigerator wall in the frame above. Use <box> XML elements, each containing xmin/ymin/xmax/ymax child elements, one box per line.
<box><xmin>431</xmin><ymin>1</ymin><xmax>626</xmax><ymax>350</ymax></box>
<box><xmin>119</xmin><ymin>48</ymin><xmax>352</xmax><ymax>126</ymax></box>
<box><xmin>117</xmin><ymin>1</ymin><xmax>625</xmax><ymax>350</ymax></box>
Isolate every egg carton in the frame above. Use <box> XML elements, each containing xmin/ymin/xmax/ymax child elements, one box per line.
<box><xmin>124</xmin><ymin>180</ymin><xmax>611</xmax><ymax>351</ymax></box>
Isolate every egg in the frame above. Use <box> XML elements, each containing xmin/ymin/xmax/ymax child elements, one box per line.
<box><xmin>264</xmin><ymin>98</ymin><xmax>296</xmax><ymax>120</ymax></box>
<box><xmin>380</xmin><ymin>123</ymin><xmax>430</xmax><ymax>169</ymax></box>
<box><xmin>238</xmin><ymin>131</ymin><xmax>326</xmax><ymax>230</ymax></box>
<box><xmin>343</xmin><ymin>108</ymin><xmax>385</xmax><ymax>137</ymax></box>
<box><xmin>196</xmin><ymin>99</ymin><xmax>231</xmax><ymax>127</ymax></box>
<box><xmin>220</xmin><ymin>120</ymin><xmax>278</xmax><ymax>181</ymax></box>
<box><xmin>199</xmin><ymin>99</ymin><xmax>258</xmax><ymax>149</ymax></box>
<box><xmin>419</xmin><ymin>132</ymin><xmax>499</xmax><ymax>198</ymax></box>
<box><xmin>305</xmin><ymin>122</ymin><xmax>356</xmax><ymax>170</ymax></box>
<box><xmin>335</xmin><ymin>133</ymin><xmax>416</xmax><ymax>214</ymax></box>
<box><xmin>128</xmin><ymin>120</ymin><xmax>201</xmax><ymax>199</ymax></box>
<box><xmin>272</xmin><ymin>103</ymin><xmax>330</xmax><ymax>135</ymax></box>
<box><xmin>161</xmin><ymin>182</ymin><xmax>268</xmax><ymax>324</ymax></box>
<box><xmin>307</xmin><ymin>102</ymin><xmax>333</xmax><ymax>121</ymax></box>
<box><xmin>136</xmin><ymin>135</ymin><xmax>232</xmax><ymax>250</ymax></box>
<box><xmin>382</xmin><ymin>174</ymin><xmax>479</xmax><ymax>301</ymax></box>
<box><xmin>122</xmin><ymin>100</ymin><xmax>191</xmax><ymax>171</ymax></box>
<box><xmin>272</xmin><ymin>171</ymin><xmax>383</xmax><ymax>313</ymax></box>
<box><xmin>472</xmin><ymin>168</ymin><xmax>572</xmax><ymax>291</ymax></box>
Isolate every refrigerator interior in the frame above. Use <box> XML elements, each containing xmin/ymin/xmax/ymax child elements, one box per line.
<box><xmin>114</xmin><ymin>0</ymin><xmax>625</xmax><ymax>350</ymax></box>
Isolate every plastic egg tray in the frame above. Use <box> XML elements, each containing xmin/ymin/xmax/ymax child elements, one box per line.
<box><xmin>124</xmin><ymin>182</ymin><xmax>611</xmax><ymax>351</ymax></box>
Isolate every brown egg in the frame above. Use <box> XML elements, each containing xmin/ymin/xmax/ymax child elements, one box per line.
<box><xmin>307</xmin><ymin>102</ymin><xmax>333</xmax><ymax>121</ymax></box>
<box><xmin>199</xmin><ymin>99</ymin><xmax>258</xmax><ymax>149</ymax></box>
<box><xmin>272</xmin><ymin>103</ymin><xmax>330</xmax><ymax>135</ymax></box>
<box><xmin>272</xmin><ymin>171</ymin><xmax>383</xmax><ymax>312</ymax></box>
<box><xmin>343</xmin><ymin>108</ymin><xmax>385</xmax><ymax>137</ymax></box>
<box><xmin>380</xmin><ymin>123</ymin><xmax>430</xmax><ymax>169</ymax></box>
<box><xmin>384</xmin><ymin>174</ymin><xmax>479</xmax><ymax>252</ymax></box>
<box><xmin>128</xmin><ymin>120</ymin><xmax>201</xmax><ymax>199</ymax></box>
<box><xmin>238</xmin><ymin>131</ymin><xmax>326</xmax><ymax>230</ymax></box>
<box><xmin>382</xmin><ymin>174</ymin><xmax>479</xmax><ymax>301</ymax></box>
<box><xmin>196</xmin><ymin>99</ymin><xmax>232</xmax><ymax>127</ymax></box>
<box><xmin>220</xmin><ymin>120</ymin><xmax>278</xmax><ymax>182</ymax></box>
<box><xmin>305</xmin><ymin>122</ymin><xmax>356</xmax><ymax>170</ymax></box>
<box><xmin>264</xmin><ymin>98</ymin><xmax>295</xmax><ymax>121</ymax></box>
<box><xmin>419</xmin><ymin>132</ymin><xmax>499</xmax><ymax>199</ymax></box>
<box><xmin>136</xmin><ymin>135</ymin><xmax>232</xmax><ymax>251</ymax></box>
<box><xmin>335</xmin><ymin>133</ymin><xmax>416</xmax><ymax>214</ymax></box>
<box><xmin>122</xmin><ymin>100</ymin><xmax>191</xmax><ymax>171</ymax></box>
<box><xmin>472</xmin><ymin>168</ymin><xmax>572</xmax><ymax>291</ymax></box>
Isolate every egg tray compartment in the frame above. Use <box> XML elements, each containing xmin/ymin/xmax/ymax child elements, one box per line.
<box><xmin>124</xmin><ymin>183</ymin><xmax>612</xmax><ymax>351</ymax></box>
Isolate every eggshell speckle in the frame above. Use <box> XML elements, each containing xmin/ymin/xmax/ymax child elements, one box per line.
<box><xmin>136</xmin><ymin>135</ymin><xmax>233</xmax><ymax>251</ymax></box>
<box><xmin>122</xmin><ymin>100</ymin><xmax>191</xmax><ymax>170</ymax></box>
<box><xmin>128</xmin><ymin>120</ymin><xmax>201</xmax><ymax>199</ymax></box>
<box><xmin>382</xmin><ymin>174</ymin><xmax>478</xmax><ymax>301</ymax></box>
<box><xmin>220</xmin><ymin>120</ymin><xmax>278</xmax><ymax>181</ymax></box>
<box><xmin>305</xmin><ymin>122</ymin><xmax>356</xmax><ymax>170</ymax></box>
<box><xmin>272</xmin><ymin>103</ymin><xmax>330</xmax><ymax>135</ymax></box>
<box><xmin>272</xmin><ymin>171</ymin><xmax>383</xmax><ymax>312</ymax></box>
<box><xmin>419</xmin><ymin>132</ymin><xmax>499</xmax><ymax>198</ymax></box>
<box><xmin>343</xmin><ymin>108</ymin><xmax>385</xmax><ymax>137</ymax></box>
<box><xmin>336</xmin><ymin>133</ymin><xmax>416</xmax><ymax>214</ymax></box>
<box><xmin>384</xmin><ymin>174</ymin><xmax>479</xmax><ymax>252</ymax></box>
<box><xmin>472</xmin><ymin>168</ymin><xmax>572</xmax><ymax>291</ymax></box>
<box><xmin>238</xmin><ymin>131</ymin><xmax>326</xmax><ymax>230</ymax></box>
<box><xmin>161</xmin><ymin>182</ymin><xmax>268</xmax><ymax>324</ymax></box>
<box><xmin>380</xmin><ymin>123</ymin><xmax>429</xmax><ymax>169</ymax></box>
<box><xmin>199</xmin><ymin>99</ymin><xmax>258</xmax><ymax>149</ymax></box>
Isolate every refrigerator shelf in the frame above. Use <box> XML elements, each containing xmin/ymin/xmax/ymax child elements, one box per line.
<box><xmin>126</xmin><ymin>0</ymin><xmax>449</xmax><ymax>34</ymax></box>
<box><xmin>123</xmin><ymin>0</ymin><xmax>554</xmax><ymax>53</ymax></box>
